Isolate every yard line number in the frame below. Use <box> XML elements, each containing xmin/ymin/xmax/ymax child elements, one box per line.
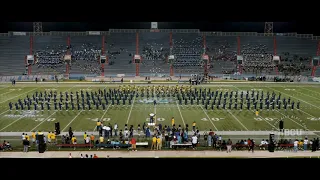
<box><xmin>87</xmin><ymin>118</ymin><xmax>111</xmax><ymax>122</ymax></box>
<box><xmin>217</xmin><ymin>89</ymin><xmax>229</xmax><ymax>91</ymax></box>
<box><xmin>250</xmin><ymin>89</ymin><xmax>262</xmax><ymax>91</ymax></box>
<box><xmin>254</xmin><ymin>117</ymin><xmax>276</xmax><ymax>121</ymax></box>
<box><xmin>9</xmin><ymin>89</ymin><xmax>22</xmax><ymax>91</ymax></box>
<box><xmin>35</xmin><ymin>118</ymin><xmax>56</xmax><ymax>122</ymax></box>
<box><xmin>146</xmin><ymin>118</ymin><xmax>165</xmax><ymax>121</ymax></box>
<box><xmin>45</xmin><ymin>89</ymin><xmax>57</xmax><ymax>91</ymax></box>
<box><xmin>307</xmin><ymin>117</ymin><xmax>320</xmax><ymax>121</ymax></box>
<box><xmin>201</xmin><ymin>117</ymin><xmax>224</xmax><ymax>121</ymax></box>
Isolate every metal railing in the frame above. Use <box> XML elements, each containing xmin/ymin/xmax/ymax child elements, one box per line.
<box><xmin>0</xmin><ymin>29</ymin><xmax>318</xmax><ymax>41</ymax></box>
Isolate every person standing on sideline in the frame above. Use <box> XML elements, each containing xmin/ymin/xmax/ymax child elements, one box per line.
<box><xmin>294</xmin><ymin>139</ymin><xmax>298</xmax><ymax>152</ymax></box>
<box><xmin>192</xmin><ymin>134</ymin><xmax>198</xmax><ymax>150</ymax></box>
<box><xmin>114</xmin><ymin>123</ymin><xmax>118</xmax><ymax>136</ymax></box>
<box><xmin>130</xmin><ymin>137</ymin><xmax>137</xmax><ymax>151</ymax></box>
<box><xmin>156</xmin><ymin>136</ymin><xmax>162</xmax><ymax>150</ymax></box>
<box><xmin>69</xmin><ymin>153</ymin><xmax>72</xmax><ymax>158</ymax></box>
<box><xmin>83</xmin><ymin>132</ymin><xmax>87</xmax><ymax>144</ymax></box>
<box><xmin>227</xmin><ymin>139</ymin><xmax>232</xmax><ymax>153</ymax></box>
<box><xmin>303</xmin><ymin>137</ymin><xmax>308</xmax><ymax>151</ymax></box>
<box><xmin>90</xmin><ymin>134</ymin><xmax>95</xmax><ymax>146</ymax></box>
<box><xmin>151</xmin><ymin>136</ymin><xmax>157</xmax><ymax>150</ymax></box>
<box><xmin>23</xmin><ymin>138</ymin><xmax>29</xmax><ymax>152</ymax></box>
<box><xmin>249</xmin><ymin>139</ymin><xmax>255</xmax><ymax>153</ymax></box>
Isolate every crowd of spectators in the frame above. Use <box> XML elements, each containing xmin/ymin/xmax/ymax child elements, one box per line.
<box><xmin>241</xmin><ymin>43</ymin><xmax>274</xmax><ymax>74</ymax></box>
<box><xmin>141</xmin><ymin>42</ymin><xmax>168</xmax><ymax>75</ymax></box>
<box><xmin>32</xmin><ymin>36</ymin><xmax>314</xmax><ymax>76</ymax></box>
<box><xmin>35</xmin><ymin>45</ymin><xmax>66</xmax><ymax>74</ymax></box>
<box><xmin>172</xmin><ymin>36</ymin><xmax>203</xmax><ymax>73</ymax></box>
<box><xmin>206</xmin><ymin>40</ymin><xmax>237</xmax><ymax>74</ymax></box>
<box><xmin>277</xmin><ymin>52</ymin><xmax>311</xmax><ymax>76</ymax></box>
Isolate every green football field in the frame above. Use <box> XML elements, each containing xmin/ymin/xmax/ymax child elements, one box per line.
<box><xmin>0</xmin><ymin>82</ymin><xmax>320</xmax><ymax>136</ymax></box>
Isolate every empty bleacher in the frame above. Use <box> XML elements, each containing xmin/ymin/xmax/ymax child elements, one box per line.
<box><xmin>139</xmin><ymin>32</ymin><xmax>170</xmax><ymax>76</ymax></box>
<box><xmin>33</xmin><ymin>36</ymin><xmax>67</xmax><ymax>75</ymax></box>
<box><xmin>0</xmin><ymin>32</ymin><xmax>318</xmax><ymax>77</ymax></box>
<box><xmin>277</xmin><ymin>37</ymin><xmax>317</xmax><ymax>75</ymax></box>
<box><xmin>172</xmin><ymin>33</ymin><xmax>203</xmax><ymax>74</ymax></box>
<box><xmin>105</xmin><ymin>33</ymin><xmax>136</xmax><ymax>76</ymax></box>
<box><xmin>70</xmin><ymin>36</ymin><xmax>102</xmax><ymax>75</ymax></box>
<box><xmin>0</xmin><ymin>36</ymin><xmax>29</xmax><ymax>75</ymax></box>
<box><xmin>206</xmin><ymin>36</ymin><xmax>237</xmax><ymax>74</ymax></box>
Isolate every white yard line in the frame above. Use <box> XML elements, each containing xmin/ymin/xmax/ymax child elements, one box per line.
<box><xmin>245</xmin><ymin>85</ymin><xmax>308</xmax><ymax>129</ymax></box>
<box><xmin>198</xmin><ymin>105</ymin><xmax>218</xmax><ymax>131</ymax></box>
<box><xmin>30</xmin><ymin>112</ymin><xmax>57</xmax><ymax>131</ymax></box>
<box><xmin>299</xmin><ymin>87</ymin><xmax>320</xmax><ymax>95</ymax></box>
<box><xmin>232</xmin><ymin>85</ymin><xmax>279</xmax><ymax>130</ymax></box>
<box><xmin>0</xmin><ymin>110</ymin><xmax>9</xmax><ymax>117</ymax></box>
<box><xmin>0</xmin><ymin>88</ymin><xmax>38</xmax><ymax>104</ymax></box>
<box><xmin>60</xmin><ymin>85</ymin><xmax>91</xmax><ymax>132</ymax></box>
<box><xmin>240</xmin><ymin>85</ymin><xmax>307</xmax><ymax>129</ymax></box>
<box><xmin>0</xmin><ymin>116</ymin><xmax>25</xmax><ymax>131</ymax></box>
<box><xmin>0</xmin><ymin>86</ymin><xmax>26</xmax><ymax>96</ymax></box>
<box><xmin>286</xmin><ymin>86</ymin><xmax>320</xmax><ymax>101</ymax></box>
<box><xmin>267</xmin><ymin>87</ymin><xmax>320</xmax><ymax>110</ymax></box>
<box><xmin>0</xmin><ymin>86</ymin><xmax>9</xmax><ymax>89</ymax></box>
<box><xmin>274</xmin><ymin>109</ymin><xmax>308</xmax><ymax>129</ymax></box>
<box><xmin>61</xmin><ymin>110</ymin><xmax>84</xmax><ymax>132</ymax></box>
<box><xmin>126</xmin><ymin>96</ymin><xmax>136</xmax><ymax>124</ymax></box>
<box><xmin>93</xmin><ymin>104</ymin><xmax>111</xmax><ymax>131</ymax></box>
<box><xmin>175</xmin><ymin>101</ymin><xmax>186</xmax><ymax>127</ymax></box>
<box><xmin>227</xmin><ymin>110</ymin><xmax>249</xmax><ymax>131</ymax></box>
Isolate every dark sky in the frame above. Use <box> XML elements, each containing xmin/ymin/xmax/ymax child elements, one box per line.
<box><xmin>4</xmin><ymin>22</ymin><xmax>320</xmax><ymax>35</ymax></box>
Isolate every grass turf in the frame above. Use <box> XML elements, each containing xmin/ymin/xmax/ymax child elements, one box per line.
<box><xmin>0</xmin><ymin>83</ymin><xmax>320</xmax><ymax>135</ymax></box>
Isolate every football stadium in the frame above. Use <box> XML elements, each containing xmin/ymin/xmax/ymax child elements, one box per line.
<box><xmin>1</xmin><ymin>22</ymin><xmax>320</xmax><ymax>158</ymax></box>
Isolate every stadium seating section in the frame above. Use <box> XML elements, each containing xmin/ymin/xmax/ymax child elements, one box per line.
<box><xmin>0</xmin><ymin>32</ymin><xmax>319</xmax><ymax>76</ymax></box>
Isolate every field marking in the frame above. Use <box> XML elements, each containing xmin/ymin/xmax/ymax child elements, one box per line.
<box><xmin>126</xmin><ymin>96</ymin><xmax>136</xmax><ymax>124</ymax></box>
<box><xmin>0</xmin><ymin>116</ymin><xmax>25</xmax><ymax>131</ymax></box>
<box><xmin>227</xmin><ymin>110</ymin><xmax>249</xmax><ymax>131</ymax></box>
<box><xmin>243</xmin><ymin>85</ymin><xmax>309</xmax><ymax>129</ymax></box>
<box><xmin>0</xmin><ymin>110</ymin><xmax>9</xmax><ymax>117</ymax></box>
<box><xmin>0</xmin><ymin>86</ymin><xmax>9</xmax><ymax>89</ymax></box>
<box><xmin>61</xmin><ymin>110</ymin><xmax>84</xmax><ymax>132</ymax></box>
<box><xmin>0</xmin><ymin>87</ymin><xmax>25</xmax><ymax>96</ymax></box>
<box><xmin>175</xmin><ymin>101</ymin><xmax>186</xmax><ymax>127</ymax></box>
<box><xmin>298</xmin><ymin>87</ymin><xmax>320</xmax><ymax>95</ymax></box>
<box><xmin>30</xmin><ymin>112</ymin><xmax>57</xmax><ymax>132</ymax></box>
<box><xmin>60</xmin><ymin>85</ymin><xmax>91</xmax><ymax>132</ymax></box>
<box><xmin>274</xmin><ymin>109</ymin><xmax>307</xmax><ymax>129</ymax></box>
<box><xmin>93</xmin><ymin>104</ymin><xmax>111</xmax><ymax>131</ymax></box>
<box><xmin>231</xmin><ymin>85</ymin><xmax>279</xmax><ymax>130</ymax></box>
<box><xmin>285</xmin><ymin>86</ymin><xmax>320</xmax><ymax>101</ymax></box>
<box><xmin>242</xmin><ymin>85</ymin><xmax>308</xmax><ymax>129</ymax></box>
<box><xmin>198</xmin><ymin>105</ymin><xmax>218</xmax><ymax>131</ymax></box>
<box><xmin>0</xmin><ymin>88</ymin><xmax>38</xmax><ymax>104</ymax></box>
<box><xmin>267</xmin><ymin>87</ymin><xmax>320</xmax><ymax>110</ymax></box>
